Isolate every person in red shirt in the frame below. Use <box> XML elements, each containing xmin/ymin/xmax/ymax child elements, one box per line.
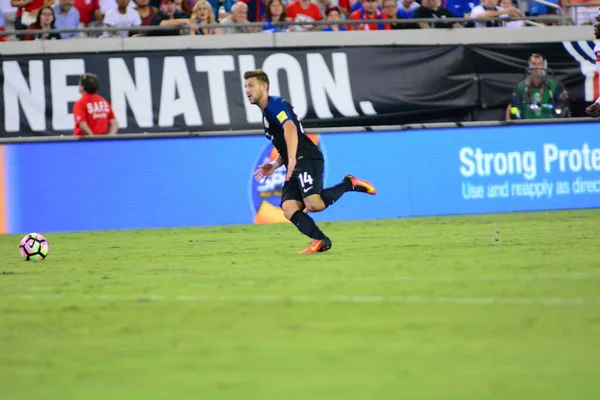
<box><xmin>285</xmin><ymin>0</ymin><xmax>322</xmax><ymax>31</ymax></box>
<box><xmin>73</xmin><ymin>0</ymin><xmax>101</xmax><ymax>26</ymax></box>
<box><xmin>347</xmin><ymin>0</ymin><xmax>391</xmax><ymax>30</ymax></box>
<box><xmin>21</xmin><ymin>0</ymin><xmax>45</xmax><ymax>26</ymax></box>
<box><xmin>134</xmin><ymin>0</ymin><xmax>157</xmax><ymax>28</ymax></box>
<box><xmin>337</xmin><ymin>0</ymin><xmax>351</xmax><ymax>16</ymax></box>
<box><xmin>73</xmin><ymin>73</ymin><xmax>119</xmax><ymax>136</ymax></box>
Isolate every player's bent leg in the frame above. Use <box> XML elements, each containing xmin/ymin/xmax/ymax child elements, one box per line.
<box><xmin>320</xmin><ymin>174</ymin><xmax>377</xmax><ymax>208</ymax></box>
<box><xmin>282</xmin><ymin>200</ymin><xmax>332</xmax><ymax>254</ymax></box>
<box><xmin>303</xmin><ymin>194</ymin><xmax>326</xmax><ymax>213</ymax></box>
<box><xmin>281</xmin><ymin>200</ymin><xmax>304</xmax><ymax>221</ymax></box>
<box><xmin>321</xmin><ymin>177</ymin><xmax>353</xmax><ymax>207</ymax></box>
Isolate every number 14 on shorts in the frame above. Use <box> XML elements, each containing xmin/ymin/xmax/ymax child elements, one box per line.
<box><xmin>299</xmin><ymin>172</ymin><xmax>313</xmax><ymax>191</ymax></box>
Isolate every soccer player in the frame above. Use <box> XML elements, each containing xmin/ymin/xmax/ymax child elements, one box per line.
<box><xmin>244</xmin><ymin>69</ymin><xmax>377</xmax><ymax>254</ymax></box>
<box><xmin>586</xmin><ymin>10</ymin><xmax>600</xmax><ymax>118</ymax></box>
<box><xmin>73</xmin><ymin>73</ymin><xmax>119</xmax><ymax>136</ymax></box>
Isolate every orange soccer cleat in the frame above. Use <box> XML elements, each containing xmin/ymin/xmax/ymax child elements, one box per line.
<box><xmin>345</xmin><ymin>175</ymin><xmax>377</xmax><ymax>195</ymax></box>
<box><xmin>298</xmin><ymin>237</ymin><xmax>332</xmax><ymax>254</ymax></box>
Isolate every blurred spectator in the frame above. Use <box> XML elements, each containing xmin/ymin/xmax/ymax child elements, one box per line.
<box><xmin>567</xmin><ymin>0</ymin><xmax>597</xmax><ymax>25</ymax></box>
<box><xmin>322</xmin><ymin>4</ymin><xmax>345</xmax><ymax>30</ymax></box>
<box><xmin>382</xmin><ymin>0</ymin><xmax>399</xmax><ymax>25</ymax></box>
<box><xmin>190</xmin><ymin>0</ymin><xmax>216</xmax><ymax>33</ymax></box>
<box><xmin>0</xmin><ymin>7</ymin><xmax>7</xmax><ymax>40</ymax></box>
<box><xmin>286</xmin><ymin>0</ymin><xmax>322</xmax><ymax>31</ymax></box>
<box><xmin>183</xmin><ymin>0</ymin><xmax>232</xmax><ymax>21</ymax></box>
<box><xmin>338</xmin><ymin>0</ymin><xmax>350</xmax><ymax>15</ymax></box>
<box><xmin>74</xmin><ymin>73</ymin><xmax>119</xmax><ymax>136</ymax></box>
<box><xmin>1</xmin><ymin>0</ymin><xmax>17</xmax><ymax>38</ymax></box>
<box><xmin>147</xmin><ymin>0</ymin><xmax>189</xmax><ymax>35</ymax></box>
<box><xmin>217</xmin><ymin>3</ymin><xmax>228</xmax><ymax>19</ymax></box>
<box><xmin>413</xmin><ymin>0</ymin><xmax>461</xmax><ymax>28</ymax></box>
<box><xmin>53</xmin><ymin>0</ymin><xmax>80</xmax><ymax>38</ymax></box>
<box><xmin>506</xmin><ymin>53</ymin><xmax>569</xmax><ymax>120</ymax></box>
<box><xmin>445</xmin><ymin>0</ymin><xmax>475</xmax><ymax>17</ymax></box>
<box><xmin>350</xmin><ymin>0</ymin><xmax>363</xmax><ymax>13</ymax></box>
<box><xmin>470</xmin><ymin>0</ymin><xmax>520</xmax><ymax>27</ymax></box>
<box><xmin>134</xmin><ymin>0</ymin><xmax>156</xmax><ymax>25</ymax></box>
<box><xmin>74</xmin><ymin>0</ymin><xmax>101</xmax><ymax>26</ymax></box>
<box><xmin>499</xmin><ymin>0</ymin><xmax>523</xmax><ymax>27</ymax></box>
<box><xmin>397</xmin><ymin>0</ymin><xmax>419</xmax><ymax>18</ymax></box>
<box><xmin>24</xmin><ymin>5</ymin><xmax>62</xmax><ymax>39</ymax></box>
<box><xmin>217</xmin><ymin>1</ymin><xmax>252</xmax><ymax>33</ymax></box>
<box><xmin>313</xmin><ymin>0</ymin><xmax>330</xmax><ymax>17</ymax></box>
<box><xmin>203</xmin><ymin>0</ymin><xmax>233</xmax><ymax>21</ymax></box>
<box><xmin>383</xmin><ymin>0</ymin><xmax>409</xmax><ymax>29</ymax></box>
<box><xmin>347</xmin><ymin>0</ymin><xmax>390</xmax><ymax>30</ymax></box>
<box><xmin>11</xmin><ymin>0</ymin><xmax>26</xmax><ymax>37</ymax></box>
<box><xmin>21</xmin><ymin>0</ymin><xmax>48</xmax><ymax>26</ymax></box>
<box><xmin>263</xmin><ymin>0</ymin><xmax>290</xmax><ymax>32</ymax></box>
<box><xmin>240</xmin><ymin>0</ymin><xmax>265</xmax><ymax>22</ymax></box>
<box><xmin>103</xmin><ymin>0</ymin><xmax>141</xmax><ymax>36</ymax></box>
<box><xmin>100</xmin><ymin>0</ymin><xmax>135</xmax><ymax>16</ymax></box>
<box><xmin>174</xmin><ymin>0</ymin><xmax>189</xmax><ymax>15</ymax></box>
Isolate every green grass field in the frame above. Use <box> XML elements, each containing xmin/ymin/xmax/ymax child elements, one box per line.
<box><xmin>1</xmin><ymin>209</ymin><xmax>599</xmax><ymax>400</ymax></box>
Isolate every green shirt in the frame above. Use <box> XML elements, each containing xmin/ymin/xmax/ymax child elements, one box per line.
<box><xmin>511</xmin><ymin>78</ymin><xmax>563</xmax><ymax>120</ymax></box>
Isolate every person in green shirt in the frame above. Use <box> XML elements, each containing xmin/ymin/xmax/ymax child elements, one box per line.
<box><xmin>506</xmin><ymin>53</ymin><xmax>569</xmax><ymax>120</ymax></box>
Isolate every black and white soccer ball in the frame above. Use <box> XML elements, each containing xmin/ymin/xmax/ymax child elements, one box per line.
<box><xmin>19</xmin><ymin>233</ymin><xmax>50</xmax><ymax>261</ymax></box>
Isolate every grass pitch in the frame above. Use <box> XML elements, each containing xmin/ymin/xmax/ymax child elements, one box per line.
<box><xmin>1</xmin><ymin>210</ymin><xmax>599</xmax><ymax>400</ymax></box>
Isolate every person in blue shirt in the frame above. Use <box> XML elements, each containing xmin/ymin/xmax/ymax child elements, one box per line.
<box><xmin>52</xmin><ymin>0</ymin><xmax>81</xmax><ymax>39</ymax></box>
<box><xmin>262</xmin><ymin>0</ymin><xmax>289</xmax><ymax>32</ymax></box>
<box><xmin>527</xmin><ymin>0</ymin><xmax>558</xmax><ymax>17</ymax></box>
<box><xmin>322</xmin><ymin>5</ymin><xmax>346</xmax><ymax>31</ymax></box>
<box><xmin>244</xmin><ymin>69</ymin><xmax>377</xmax><ymax>254</ymax></box>
<box><xmin>350</xmin><ymin>0</ymin><xmax>364</xmax><ymax>13</ymax></box>
<box><xmin>398</xmin><ymin>0</ymin><xmax>420</xmax><ymax>18</ymax></box>
<box><xmin>445</xmin><ymin>0</ymin><xmax>475</xmax><ymax>17</ymax></box>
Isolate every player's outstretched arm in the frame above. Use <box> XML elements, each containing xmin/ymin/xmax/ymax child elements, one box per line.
<box><xmin>283</xmin><ymin>121</ymin><xmax>298</xmax><ymax>181</ymax></box>
<box><xmin>254</xmin><ymin>155</ymin><xmax>283</xmax><ymax>183</ymax></box>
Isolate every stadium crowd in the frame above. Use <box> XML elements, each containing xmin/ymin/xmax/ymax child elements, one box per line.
<box><xmin>0</xmin><ymin>0</ymin><xmax>597</xmax><ymax>40</ymax></box>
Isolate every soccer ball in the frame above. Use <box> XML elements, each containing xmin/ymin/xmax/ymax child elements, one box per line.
<box><xmin>19</xmin><ymin>233</ymin><xmax>50</xmax><ymax>261</ymax></box>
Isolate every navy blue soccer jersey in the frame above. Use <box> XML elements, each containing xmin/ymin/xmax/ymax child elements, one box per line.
<box><xmin>262</xmin><ymin>96</ymin><xmax>322</xmax><ymax>166</ymax></box>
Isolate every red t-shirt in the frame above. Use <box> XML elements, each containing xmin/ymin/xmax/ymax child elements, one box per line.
<box><xmin>73</xmin><ymin>92</ymin><xmax>116</xmax><ymax>136</ymax></box>
<box><xmin>338</xmin><ymin>0</ymin><xmax>351</xmax><ymax>14</ymax></box>
<box><xmin>286</xmin><ymin>1</ymin><xmax>322</xmax><ymax>31</ymax></box>
<box><xmin>24</xmin><ymin>0</ymin><xmax>44</xmax><ymax>12</ymax></box>
<box><xmin>347</xmin><ymin>9</ymin><xmax>391</xmax><ymax>31</ymax></box>
<box><xmin>74</xmin><ymin>0</ymin><xmax>100</xmax><ymax>25</ymax></box>
<box><xmin>136</xmin><ymin>7</ymin><xmax>156</xmax><ymax>26</ymax></box>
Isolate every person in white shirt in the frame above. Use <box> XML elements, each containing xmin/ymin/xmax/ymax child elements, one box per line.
<box><xmin>103</xmin><ymin>0</ymin><xmax>141</xmax><ymax>36</ymax></box>
<box><xmin>100</xmin><ymin>0</ymin><xmax>136</xmax><ymax>16</ymax></box>
<box><xmin>0</xmin><ymin>0</ymin><xmax>17</xmax><ymax>35</ymax></box>
<box><xmin>499</xmin><ymin>0</ymin><xmax>523</xmax><ymax>27</ymax></box>
<box><xmin>469</xmin><ymin>0</ymin><xmax>520</xmax><ymax>28</ymax></box>
<box><xmin>586</xmin><ymin>10</ymin><xmax>600</xmax><ymax>117</ymax></box>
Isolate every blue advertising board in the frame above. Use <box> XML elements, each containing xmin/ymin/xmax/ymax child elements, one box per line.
<box><xmin>1</xmin><ymin>122</ymin><xmax>598</xmax><ymax>234</ymax></box>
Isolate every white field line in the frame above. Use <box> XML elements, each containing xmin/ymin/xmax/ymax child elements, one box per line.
<box><xmin>3</xmin><ymin>272</ymin><xmax>600</xmax><ymax>293</ymax></box>
<box><xmin>2</xmin><ymin>294</ymin><xmax>600</xmax><ymax>307</ymax></box>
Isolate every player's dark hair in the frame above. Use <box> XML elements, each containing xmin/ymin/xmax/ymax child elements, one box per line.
<box><xmin>243</xmin><ymin>69</ymin><xmax>269</xmax><ymax>90</ymax></box>
<box><xmin>79</xmin><ymin>73</ymin><xmax>99</xmax><ymax>94</ymax></box>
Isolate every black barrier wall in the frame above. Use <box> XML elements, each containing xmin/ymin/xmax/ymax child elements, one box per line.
<box><xmin>0</xmin><ymin>43</ymin><xmax>593</xmax><ymax>137</ymax></box>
